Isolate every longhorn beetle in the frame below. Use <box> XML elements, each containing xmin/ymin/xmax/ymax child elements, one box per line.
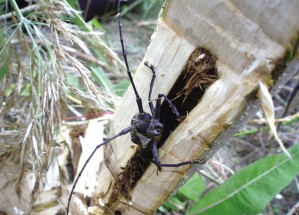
<box><xmin>67</xmin><ymin>0</ymin><xmax>202</xmax><ymax>213</ymax></box>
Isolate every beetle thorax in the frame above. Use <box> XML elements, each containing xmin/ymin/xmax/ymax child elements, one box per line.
<box><xmin>130</xmin><ymin>112</ymin><xmax>163</xmax><ymax>148</ymax></box>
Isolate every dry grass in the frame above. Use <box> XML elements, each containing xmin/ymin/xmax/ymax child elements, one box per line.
<box><xmin>0</xmin><ymin>0</ymin><xmax>122</xmax><ymax>203</ymax></box>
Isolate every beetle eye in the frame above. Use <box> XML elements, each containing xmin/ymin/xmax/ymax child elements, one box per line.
<box><xmin>154</xmin><ymin>130</ymin><xmax>160</xmax><ymax>135</ymax></box>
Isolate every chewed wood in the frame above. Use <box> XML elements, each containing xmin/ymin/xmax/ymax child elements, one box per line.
<box><xmin>70</xmin><ymin>0</ymin><xmax>299</xmax><ymax>214</ymax></box>
<box><xmin>108</xmin><ymin>0</ymin><xmax>299</xmax><ymax>214</ymax></box>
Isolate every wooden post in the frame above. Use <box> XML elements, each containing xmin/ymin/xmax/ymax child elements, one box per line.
<box><xmin>86</xmin><ymin>0</ymin><xmax>299</xmax><ymax>214</ymax></box>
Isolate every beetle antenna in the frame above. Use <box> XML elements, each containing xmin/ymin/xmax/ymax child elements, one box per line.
<box><xmin>66</xmin><ymin>125</ymin><xmax>136</xmax><ymax>214</ymax></box>
<box><xmin>117</xmin><ymin>0</ymin><xmax>144</xmax><ymax>113</ymax></box>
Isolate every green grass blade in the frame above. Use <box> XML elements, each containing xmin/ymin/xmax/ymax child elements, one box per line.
<box><xmin>91</xmin><ymin>19</ymin><xmax>104</xmax><ymax>31</ymax></box>
<box><xmin>91</xmin><ymin>66</ymin><xmax>114</xmax><ymax>94</ymax></box>
<box><xmin>0</xmin><ymin>33</ymin><xmax>8</xmax><ymax>80</ymax></box>
<box><xmin>114</xmin><ymin>79</ymin><xmax>130</xmax><ymax>97</ymax></box>
<box><xmin>0</xmin><ymin>53</ymin><xmax>8</xmax><ymax>80</ymax></box>
<box><xmin>189</xmin><ymin>144</ymin><xmax>299</xmax><ymax>215</ymax></box>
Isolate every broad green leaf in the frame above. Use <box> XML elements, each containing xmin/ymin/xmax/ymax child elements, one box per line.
<box><xmin>162</xmin><ymin>195</ymin><xmax>186</xmax><ymax>211</ymax></box>
<box><xmin>189</xmin><ymin>144</ymin><xmax>299</xmax><ymax>215</ymax></box>
<box><xmin>178</xmin><ymin>173</ymin><xmax>205</xmax><ymax>201</ymax></box>
<box><xmin>160</xmin><ymin>173</ymin><xmax>205</xmax><ymax>213</ymax></box>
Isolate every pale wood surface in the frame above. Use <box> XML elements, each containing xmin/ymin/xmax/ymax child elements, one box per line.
<box><xmin>87</xmin><ymin>0</ymin><xmax>299</xmax><ymax>214</ymax></box>
<box><xmin>103</xmin><ymin>1</ymin><xmax>299</xmax><ymax>214</ymax></box>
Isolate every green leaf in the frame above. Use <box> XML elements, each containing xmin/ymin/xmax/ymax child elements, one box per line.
<box><xmin>91</xmin><ymin>66</ymin><xmax>114</xmax><ymax>94</ymax></box>
<box><xmin>162</xmin><ymin>195</ymin><xmax>186</xmax><ymax>211</ymax></box>
<box><xmin>114</xmin><ymin>79</ymin><xmax>130</xmax><ymax>97</ymax></box>
<box><xmin>91</xmin><ymin>19</ymin><xmax>104</xmax><ymax>31</ymax></box>
<box><xmin>0</xmin><ymin>34</ymin><xmax>8</xmax><ymax>80</ymax></box>
<box><xmin>67</xmin><ymin>74</ymin><xmax>81</xmax><ymax>89</ymax></box>
<box><xmin>178</xmin><ymin>173</ymin><xmax>205</xmax><ymax>201</ymax></box>
<box><xmin>189</xmin><ymin>144</ymin><xmax>299</xmax><ymax>215</ymax></box>
<box><xmin>64</xmin><ymin>0</ymin><xmax>92</xmax><ymax>32</ymax></box>
<box><xmin>20</xmin><ymin>83</ymin><xmax>31</xmax><ymax>96</ymax></box>
<box><xmin>160</xmin><ymin>173</ymin><xmax>205</xmax><ymax>213</ymax></box>
<box><xmin>0</xmin><ymin>58</ymin><xmax>8</xmax><ymax>80</ymax></box>
<box><xmin>234</xmin><ymin>128</ymin><xmax>258</xmax><ymax>137</ymax></box>
<box><xmin>66</xmin><ymin>0</ymin><xmax>80</xmax><ymax>9</ymax></box>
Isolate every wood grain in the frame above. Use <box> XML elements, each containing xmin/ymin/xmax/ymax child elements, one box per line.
<box><xmin>89</xmin><ymin>0</ymin><xmax>299</xmax><ymax>214</ymax></box>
